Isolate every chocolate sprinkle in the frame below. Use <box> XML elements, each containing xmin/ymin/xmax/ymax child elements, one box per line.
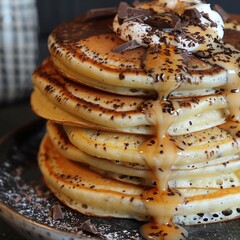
<box><xmin>112</xmin><ymin>40</ymin><xmax>141</xmax><ymax>53</ymax></box>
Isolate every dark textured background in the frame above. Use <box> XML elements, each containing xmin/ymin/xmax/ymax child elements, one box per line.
<box><xmin>37</xmin><ymin>0</ymin><xmax>240</xmax><ymax>36</ymax></box>
<box><xmin>36</xmin><ymin>0</ymin><xmax>240</xmax><ymax>63</ymax></box>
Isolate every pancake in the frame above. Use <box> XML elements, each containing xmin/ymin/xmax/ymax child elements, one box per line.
<box><xmin>39</xmin><ymin>134</ymin><xmax>148</xmax><ymax>220</ymax></box>
<box><xmin>48</xmin><ymin>17</ymin><xmax>228</xmax><ymax>97</ymax></box>
<box><xmin>62</xmin><ymin>122</ymin><xmax>240</xmax><ymax>168</ymax></box>
<box><xmin>31</xmin><ymin>88</ymin><xmax>153</xmax><ymax>135</ymax></box>
<box><xmin>32</xmin><ymin>59</ymin><xmax>229</xmax><ymax>134</ymax></box>
<box><xmin>31</xmin><ymin>1</ymin><xmax>240</xmax><ymax>239</ymax></box>
<box><xmin>46</xmin><ymin>121</ymin><xmax>152</xmax><ymax>181</ymax></box>
<box><xmin>47</xmin><ymin>121</ymin><xmax>240</xmax><ymax>190</ymax></box>
<box><xmin>39</xmin><ymin>133</ymin><xmax>240</xmax><ymax>226</ymax></box>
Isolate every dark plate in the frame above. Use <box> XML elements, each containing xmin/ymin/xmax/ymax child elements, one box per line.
<box><xmin>0</xmin><ymin>120</ymin><xmax>239</xmax><ymax>240</ymax></box>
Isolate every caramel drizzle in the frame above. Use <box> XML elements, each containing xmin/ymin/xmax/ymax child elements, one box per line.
<box><xmin>139</xmin><ymin>37</ymin><xmax>240</xmax><ymax>240</ymax></box>
<box><xmin>140</xmin><ymin>44</ymin><xmax>188</xmax><ymax>240</ymax></box>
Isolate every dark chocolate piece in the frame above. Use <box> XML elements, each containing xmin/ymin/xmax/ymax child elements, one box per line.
<box><xmin>132</xmin><ymin>0</ymin><xmax>140</xmax><ymax>7</ymax></box>
<box><xmin>79</xmin><ymin>219</ymin><xmax>99</xmax><ymax>235</ymax></box>
<box><xmin>202</xmin><ymin>12</ymin><xmax>217</xmax><ymax>27</ymax></box>
<box><xmin>52</xmin><ymin>204</ymin><xmax>64</xmax><ymax>220</ymax></box>
<box><xmin>213</xmin><ymin>4</ymin><xmax>230</xmax><ymax>21</ymax></box>
<box><xmin>182</xmin><ymin>8</ymin><xmax>201</xmax><ymax>24</ymax></box>
<box><xmin>112</xmin><ymin>40</ymin><xmax>141</xmax><ymax>53</ymax></box>
<box><xmin>123</xmin><ymin>14</ymin><xmax>146</xmax><ymax>24</ymax></box>
<box><xmin>118</xmin><ymin>1</ymin><xmax>152</xmax><ymax>24</ymax></box>
<box><xmin>118</xmin><ymin>2</ymin><xmax>129</xmax><ymax>24</ymax></box>
<box><xmin>145</xmin><ymin>12</ymin><xmax>181</xmax><ymax>30</ymax></box>
<box><xmin>83</xmin><ymin>7</ymin><xmax>117</xmax><ymax>21</ymax></box>
<box><xmin>127</xmin><ymin>7</ymin><xmax>152</xmax><ymax>19</ymax></box>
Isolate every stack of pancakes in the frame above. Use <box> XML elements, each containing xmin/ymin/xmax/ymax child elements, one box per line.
<box><xmin>31</xmin><ymin>1</ymin><xmax>240</xmax><ymax>239</ymax></box>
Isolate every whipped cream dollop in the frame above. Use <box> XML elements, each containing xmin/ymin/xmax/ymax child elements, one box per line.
<box><xmin>113</xmin><ymin>0</ymin><xmax>224</xmax><ymax>52</ymax></box>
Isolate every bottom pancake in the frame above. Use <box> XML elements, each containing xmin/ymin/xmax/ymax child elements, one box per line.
<box><xmin>39</xmin><ymin>134</ymin><xmax>148</xmax><ymax>220</ymax></box>
<box><xmin>39</xmin><ymin>133</ymin><xmax>240</xmax><ymax>226</ymax></box>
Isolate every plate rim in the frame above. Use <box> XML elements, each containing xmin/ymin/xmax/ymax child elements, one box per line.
<box><xmin>0</xmin><ymin>119</ymin><xmax>100</xmax><ymax>240</ymax></box>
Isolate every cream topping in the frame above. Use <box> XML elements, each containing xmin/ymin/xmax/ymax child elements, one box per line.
<box><xmin>113</xmin><ymin>1</ymin><xmax>224</xmax><ymax>52</ymax></box>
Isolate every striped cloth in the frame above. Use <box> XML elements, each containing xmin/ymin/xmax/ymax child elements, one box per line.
<box><xmin>0</xmin><ymin>0</ymin><xmax>38</xmax><ymax>103</ymax></box>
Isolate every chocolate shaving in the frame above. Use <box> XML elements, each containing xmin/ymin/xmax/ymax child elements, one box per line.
<box><xmin>52</xmin><ymin>204</ymin><xmax>64</xmax><ymax>220</ymax></box>
<box><xmin>213</xmin><ymin>4</ymin><xmax>230</xmax><ymax>21</ymax></box>
<box><xmin>174</xmin><ymin>30</ymin><xmax>198</xmax><ymax>43</ymax></box>
<box><xmin>127</xmin><ymin>7</ymin><xmax>152</xmax><ymax>18</ymax></box>
<box><xmin>118</xmin><ymin>2</ymin><xmax>129</xmax><ymax>24</ymax></box>
<box><xmin>79</xmin><ymin>219</ymin><xmax>99</xmax><ymax>235</ymax></box>
<box><xmin>112</xmin><ymin>40</ymin><xmax>141</xmax><ymax>53</ymax></box>
<box><xmin>202</xmin><ymin>13</ymin><xmax>217</xmax><ymax>27</ymax></box>
<box><xmin>185</xmin><ymin>33</ymin><xmax>198</xmax><ymax>43</ymax></box>
<box><xmin>83</xmin><ymin>7</ymin><xmax>117</xmax><ymax>21</ymax></box>
<box><xmin>145</xmin><ymin>12</ymin><xmax>181</xmax><ymax>30</ymax></box>
<box><xmin>123</xmin><ymin>14</ymin><xmax>146</xmax><ymax>23</ymax></box>
<box><xmin>118</xmin><ymin>2</ymin><xmax>152</xmax><ymax>25</ymax></box>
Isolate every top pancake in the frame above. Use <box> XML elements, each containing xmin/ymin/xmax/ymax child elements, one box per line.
<box><xmin>48</xmin><ymin>14</ymin><xmax>228</xmax><ymax>97</ymax></box>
